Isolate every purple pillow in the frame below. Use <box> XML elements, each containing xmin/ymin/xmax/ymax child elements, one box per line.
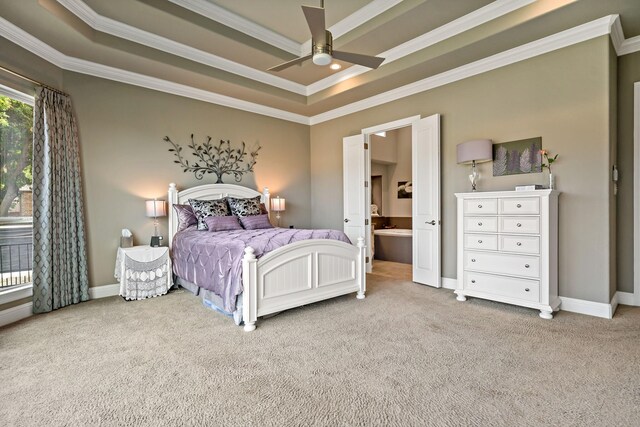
<box><xmin>204</xmin><ymin>215</ymin><xmax>243</xmax><ymax>232</ymax></box>
<box><xmin>173</xmin><ymin>204</ymin><xmax>197</xmax><ymax>232</ymax></box>
<box><xmin>239</xmin><ymin>214</ymin><xmax>273</xmax><ymax>230</ymax></box>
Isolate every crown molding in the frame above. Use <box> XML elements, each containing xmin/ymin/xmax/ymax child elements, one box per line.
<box><xmin>168</xmin><ymin>0</ymin><xmax>302</xmax><ymax>56</ymax></box>
<box><xmin>300</xmin><ymin>0</ymin><xmax>403</xmax><ymax>54</ymax></box>
<box><xmin>305</xmin><ymin>0</ymin><xmax>536</xmax><ymax>95</ymax></box>
<box><xmin>309</xmin><ymin>15</ymin><xmax>618</xmax><ymax>124</ymax></box>
<box><xmin>619</xmin><ymin>35</ymin><xmax>640</xmax><ymax>56</ymax></box>
<box><xmin>0</xmin><ymin>12</ymin><xmax>630</xmax><ymax>128</ymax></box>
<box><xmin>610</xmin><ymin>14</ymin><xmax>625</xmax><ymax>55</ymax></box>
<box><xmin>56</xmin><ymin>0</ymin><xmax>307</xmax><ymax>95</ymax></box>
<box><xmin>0</xmin><ymin>16</ymin><xmax>310</xmax><ymax>125</ymax></box>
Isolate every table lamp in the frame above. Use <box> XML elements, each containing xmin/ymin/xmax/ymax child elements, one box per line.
<box><xmin>457</xmin><ymin>139</ymin><xmax>493</xmax><ymax>191</ymax></box>
<box><xmin>146</xmin><ymin>199</ymin><xmax>167</xmax><ymax>246</ymax></box>
<box><xmin>271</xmin><ymin>196</ymin><xmax>286</xmax><ymax>227</ymax></box>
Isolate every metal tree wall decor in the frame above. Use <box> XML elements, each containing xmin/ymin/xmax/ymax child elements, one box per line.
<box><xmin>163</xmin><ymin>134</ymin><xmax>261</xmax><ymax>183</ymax></box>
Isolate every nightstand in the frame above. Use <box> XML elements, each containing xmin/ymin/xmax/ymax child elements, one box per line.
<box><xmin>115</xmin><ymin>245</ymin><xmax>172</xmax><ymax>300</ymax></box>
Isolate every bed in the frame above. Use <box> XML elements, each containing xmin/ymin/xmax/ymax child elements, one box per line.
<box><xmin>168</xmin><ymin>183</ymin><xmax>366</xmax><ymax>331</ymax></box>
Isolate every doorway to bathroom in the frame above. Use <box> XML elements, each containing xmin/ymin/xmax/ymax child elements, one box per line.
<box><xmin>369</xmin><ymin>127</ymin><xmax>414</xmax><ymax>276</ymax></box>
<box><xmin>342</xmin><ymin>114</ymin><xmax>441</xmax><ymax>287</ymax></box>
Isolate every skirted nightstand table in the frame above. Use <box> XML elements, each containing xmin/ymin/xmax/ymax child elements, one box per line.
<box><xmin>115</xmin><ymin>245</ymin><xmax>172</xmax><ymax>300</ymax></box>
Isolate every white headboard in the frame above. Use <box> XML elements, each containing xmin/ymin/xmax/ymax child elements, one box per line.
<box><xmin>167</xmin><ymin>182</ymin><xmax>270</xmax><ymax>248</ymax></box>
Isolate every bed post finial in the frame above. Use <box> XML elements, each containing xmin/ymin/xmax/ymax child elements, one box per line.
<box><xmin>356</xmin><ymin>237</ymin><xmax>366</xmax><ymax>300</ymax></box>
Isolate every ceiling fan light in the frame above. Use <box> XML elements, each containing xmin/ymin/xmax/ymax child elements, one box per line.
<box><xmin>312</xmin><ymin>52</ymin><xmax>332</xmax><ymax>66</ymax></box>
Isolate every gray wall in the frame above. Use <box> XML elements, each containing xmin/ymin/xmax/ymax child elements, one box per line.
<box><xmin>616</xmin><ymin>50</ymin><xmax>640</xmax><ymax>294</ymax></box>
<box><xmin>63</xmin><ymin>72</ymin><xmax>311</xmax><ymax>288</ymax></box>
<box><xmin>310</xmin><ymin>37</ymin><xmax>615</xmax><ymax>303</ymax></box>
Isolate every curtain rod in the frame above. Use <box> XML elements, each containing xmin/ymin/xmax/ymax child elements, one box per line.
<box><xmin>0</xmin><ymin>64</ymin><xmax>67</xmax><ymax>96</ymax></box>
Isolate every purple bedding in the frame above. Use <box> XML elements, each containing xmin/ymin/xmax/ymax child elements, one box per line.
<box><xmin>172</xmin><ymin>227</ymin><xmax>351</xmax><ymax>312</ymax></box>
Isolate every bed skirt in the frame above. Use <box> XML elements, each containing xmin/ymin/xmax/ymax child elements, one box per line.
<box><xmin>174</xmin><ymin>276</ymin><xmax>243</xmax><ymax>326</ymax></box>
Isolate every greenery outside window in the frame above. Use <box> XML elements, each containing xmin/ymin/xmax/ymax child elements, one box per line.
<box><xmin>0</xmin><ymin>91</ymin><xmax>34</xmax><ymax>290</ymax></box>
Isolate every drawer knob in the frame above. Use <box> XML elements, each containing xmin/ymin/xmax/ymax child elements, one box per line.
<box><xmin>517</xmin><ymin>242</ymin><xmax>522</xmax><ymax>246</ymax></box>
<box><xmin>517</xmin><ymin>223</ymin><xmax>522</xmax><ymax>227</ymax></box>
<box><xmin>471</xmin><ymin>280</ymin><xmax>476</xmax><ymax>284</ymax></box>
<box><xmin>525</xmin><ymin>264</ymin><xmax>530</xmax><ymax>268</ymax></box>
<box><xmin>478</xmin><ymin>222</ymin><xmax>482</xmax><ymax>226</ymax></box>
<box><xmin>517</xmin><ymin>204</ymin><xmax>522</xmax><ymax>208</ymax></box>
<box><xmin>478</xmin><ymin>204</ymin><xmax>482</xmax><ymax>208</ymax></box>
<box><xmin>471</xmin><ymin>259</ymin><xmax>476</xmax><ymax>262</ymax></box>
<box><xmin>525</xmin><ymin>288</ymin><xmax>530</xmax><ymax>292</ymax></box>
<box><xmin>478</xmin><ymin>240</ymin><xmax>483</xmax><ymax>243</ymax></box>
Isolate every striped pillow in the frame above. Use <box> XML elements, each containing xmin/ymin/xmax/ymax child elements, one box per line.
<box><xmin>239</xmin><ymin>214</ymin><xmax>273</xmax><ymax>230</ymax></box>
<box><xmin>204</xmin><ymin>215</ymin><xmax>243</xmax><ymax>232</ymax></box>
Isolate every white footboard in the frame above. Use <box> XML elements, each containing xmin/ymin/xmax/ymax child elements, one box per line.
<box><xmin>242</xmin><ymin>237</ymin><xmax>366</xmax><ymax>331</ymax></box>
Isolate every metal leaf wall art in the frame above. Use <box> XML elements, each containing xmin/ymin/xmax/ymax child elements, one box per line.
<box><xmin>163</xmin><ymin>134</ymin><xmax>261</xmax><ymax>183</ymax></box>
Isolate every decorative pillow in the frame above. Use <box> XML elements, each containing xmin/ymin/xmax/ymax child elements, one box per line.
<box><xmin>239</xmin><ymin>214</ymin><xmax>273</xmax><ymax>230</ymax></box>
<box><xmin>173</xmin><ymin>204</ymin><xmax>197</xmax><ymax>232</ymax></box>
<box><xmin>189</xmin><ymin>198</ymin><xmax>230</xmax><ymax>230</ymax></box>
<box><xmin>260</xmin><ymin>202</ymin><xmax>268</xmax><ymax>214</ymax></box>
<box><xmin>204</xmin><ymin>215</ymin><xmax>243</xmax><ymax>232</ymax></box>
<box><xmin>227</xmin><ymin>196</ymin><xmax>262</xmax><ymax>217</ymax></box>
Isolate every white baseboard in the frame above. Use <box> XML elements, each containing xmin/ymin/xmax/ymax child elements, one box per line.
<box><xmin>89</xmin><ymin>284</ymin><xmax>120</xmax><ymax>299</ymax></box>
<box><xmin>559</xmin><ymin>296</ymin><xmax>615</xmax><ymax>319</ymax></box>
<box><xmin>616</xmin><ymin>291</ymin><xmax>638</xmax><ymax>306</ymax></box>
<box><xmin>441</xmin><ymin>277</ymin><xmax>457</xmax><ymax>290</ymax></box>
<box><xmin>0</xmin><ymin>302</ymin><xmax>32</xmax><ymax>328</ymax></box>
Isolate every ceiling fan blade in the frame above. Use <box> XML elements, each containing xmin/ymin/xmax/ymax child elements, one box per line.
<box><xmin>332</xmin><ymin>51</ymin><xmax>385</xmax><ymax>69</ymax></box>
<box><xmin>302</xmin><ymin>5</ymin><xmax>326</xmax><ymax>44</ymax></box>
<box><xmin>267</xmin><ymin>54</ymin><xmax>313</xmax><ymax>72</ymax></box>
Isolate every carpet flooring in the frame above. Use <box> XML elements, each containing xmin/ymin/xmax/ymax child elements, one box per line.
<box><xmin>1</xmin><ymin>272</ymin><xmax>639</xmax><ymax>426</ymax></box>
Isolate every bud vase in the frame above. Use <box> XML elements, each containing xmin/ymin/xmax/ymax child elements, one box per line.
<box><xmin>549</xmin><ymin>172</ymin><xmax>555</xmax><ymax>190</ymax></box>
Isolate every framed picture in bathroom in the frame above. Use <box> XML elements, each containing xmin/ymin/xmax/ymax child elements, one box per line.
<box><xmin>397</xmin><ymin>181</ymin><xmax>412</xmax><ymax>199</ymax></box>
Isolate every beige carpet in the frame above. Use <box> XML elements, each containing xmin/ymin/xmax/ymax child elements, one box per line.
<box><xmin>1</xmin><ymin>273</ymin><xmax>639</xmax><ymax>426</ymax></box>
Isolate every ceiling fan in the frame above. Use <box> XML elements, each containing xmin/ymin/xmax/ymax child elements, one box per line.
<box><xmin>267</xmin><ymin>1</ymin><xmax>385</xmax><ymax>72</ymax></box>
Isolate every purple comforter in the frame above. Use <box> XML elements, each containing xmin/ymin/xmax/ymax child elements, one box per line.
<box><xmin>172</xmin><ymin>227</ymin><xmax>351</xmax><ymax>312</ymax></box>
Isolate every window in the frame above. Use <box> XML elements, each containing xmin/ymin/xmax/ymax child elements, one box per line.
<box><xmin>0</xmin><ymin>91</ymin><xmax>33</xmax><ymax>289</ymax></box>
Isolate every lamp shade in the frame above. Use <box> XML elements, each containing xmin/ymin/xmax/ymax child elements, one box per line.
<box><xmin>145</xmin><ymin>200</ymin><xmax>167</xmax><ymax>218</ymax></box>
<box><xmin>457</xmin><ymin>139</ymin><xmax>493</xmax><ymax>164</ymax></box>
<box><xmin>271</xmin><ymin>197</ymin><xmax>286</xmax><ymax>212</ymax></box>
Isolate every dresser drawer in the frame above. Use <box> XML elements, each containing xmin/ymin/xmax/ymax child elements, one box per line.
<box><xmin>499</xmin><ymin>235</ymin><xmax>540</xmax><ymax>254</ymax></box>
<box><xmin>499</xmin><ymin>216</ymin><xmax>540</xmax><ymax>234</ymax></box>
<box><xmin>464</xmin><ymin>234</ymin><xmax>498</xmax><ymax>251</ymax></box>
<box><xmin>464</xmin><ymin>251</ymin><xmax>540</xmax><ymax>278</ymax></box>
<box><xmin>464</xmin><ymin>198</ymin><xmax>498</xmax><ymax>215</ymax></box>
<box><xmin>499</xmin><ymin>197</ymin><xmax>540</xmax><ymax>215</ymax></box>
<box><xmin>464</xmin><ymin>216</ymin><xmax>498</xmax><ymax>233</ymax></box>
<box><xmin>464</xmin><ymin>272</ymin><xmax>540</xmax><ymax>303</ymax></box>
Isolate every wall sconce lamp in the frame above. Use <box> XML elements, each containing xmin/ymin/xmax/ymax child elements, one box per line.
<box><xmin>456</xmin><ymin>139</ymin><xmax>493</xmax><ymax>191</ymax></box>
<box><xmin>145</xmin><ymin>199</ymin><xmax>167</xmax><ymax>247</ymax></box>
<box><xmin>270</xmin><ymin>196</ymin><xmax>286</xmax><ymax>227</ymax></box>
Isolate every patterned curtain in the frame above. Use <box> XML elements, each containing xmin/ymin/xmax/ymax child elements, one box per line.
<box><xmin>32</xmin><ymin>87</ymin><xmax>89</xmax><ymax>313</ymax></box>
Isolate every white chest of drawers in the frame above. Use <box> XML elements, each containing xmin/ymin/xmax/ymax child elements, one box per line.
<box><xmin>455</xmin><ymin>190</ymin><xmax>560</xmax><ymax>319</ymax></box>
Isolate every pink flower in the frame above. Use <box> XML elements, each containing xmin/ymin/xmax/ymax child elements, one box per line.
<box><xmin>539</xmin><ymin>149</ymin><xmax>548</xmax><ymax>156</ymax></box>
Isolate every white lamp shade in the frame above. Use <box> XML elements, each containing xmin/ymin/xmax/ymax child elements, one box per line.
<box><xmin>271</xmin><ymin>197</ymin><xmax>286</xmax><ymax>212</ymax></box>
<box><xmin>145</xmin><ymin>200</ymin><xmax>167</xmax><ymax>217</ymax></box>
<box><xmin>457</xmin><ymin>139</ymin><xmax>493</xmax><ymax>164</ymax></box>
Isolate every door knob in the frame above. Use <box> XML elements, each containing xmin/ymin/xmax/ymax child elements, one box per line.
<box><xmin>344</xmin><ymin>219</ymin><xmax>350</xmax><ymax>223</ymax></box>
<box><xmin>426</xmin><ymin>220</ymin><xmax>436</xmax><ymax>225</ymax></box>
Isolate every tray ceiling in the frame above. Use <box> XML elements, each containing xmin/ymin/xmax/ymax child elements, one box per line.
<box><xmin>1</xmin><ymin>0</ymin><xmax>640</xmax><ymax>124</ymax></box>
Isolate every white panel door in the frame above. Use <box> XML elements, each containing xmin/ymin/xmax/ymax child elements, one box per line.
<box><xmin>343</xmin><ymin>134</ymin><xmax>368</xmax><ymax>263</ymax></box>
<box><xmin>412</xmin><ymin>114</ymin><xmax>441</xmax><ymax>287</ymax></box>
